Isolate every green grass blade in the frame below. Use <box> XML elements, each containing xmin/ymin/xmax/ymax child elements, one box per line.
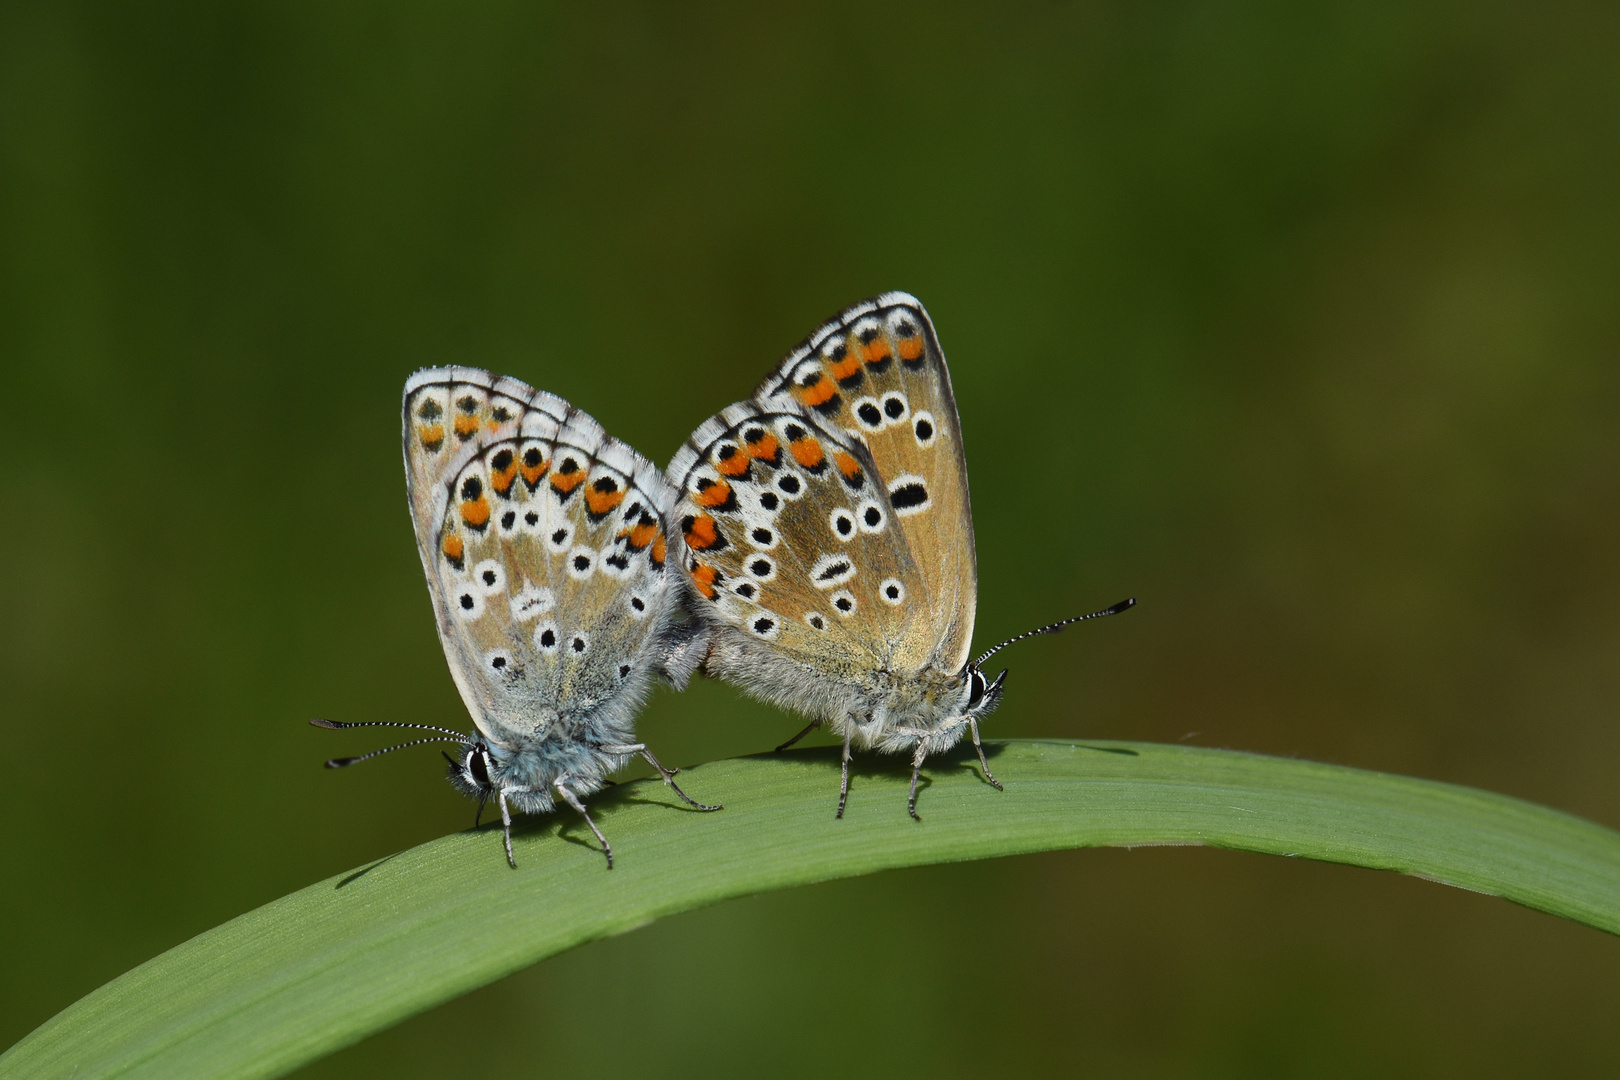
<box><xmin>7</xmin><ymin>739</ymin><xmax>1620</xmax><ymax>1080</ymax></box>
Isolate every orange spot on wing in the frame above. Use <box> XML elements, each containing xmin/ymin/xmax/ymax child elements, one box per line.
<box><xmin>585</xmin><ymin>487</ymin><xmax>626</xmax><ymax>516</ymax></box>
<box><xmin>418</xmin><ymin>423</ymin><xmax>445</xmax><ymax>450</ymax></box>
<box><xmin>793</xmin><ymin>374</ymin><xmax>837</xmax><ymax>408</ymax></box>
<box><xmin>746</xmin><ymin>433</ymin><xmax>780</xmax><ymax>461</ymax></box>
<box><xmin>790</xmin><ymin>435</ymin><xmax>824</xmax><ymax>469</ymax></box>
<box><xmin>621</xmin><ymin>521</ymin><xmax>659</xmax><ymax>550</ymax></box>
<box><xmin>695</xmin><ymin>479</ymin><xmax>733</xmax><ymax>508</ymax></box>
<box><xmin>460</xmin><ymin>496</ymin><xmax>491</xmax><ymax>529</ymax></box>
<box><xmin>898</xmin><ymin>336</ymin><xmax>924</xmax><ymax>362</ymax></box>
<box><xmin>520</xmin><ymin>457</ymin><xmax>549</xmax><ymax>488</ymax></box>
<box><xmin>834</xmin><ymin>452</ymin><xmax>862</xmax><ymax>482</ymax></box>
<box><xmin>650</xmin><ymin>535</ymin><xmax>667</xmax><ymax>567</ymax></box>
<box><xmin>864</xmin><ymin>337</ymin><xmax>891</xmax><ymax>363</ymax></box>
<box><xmin>717</xmin><ymin>451</ymin><xmax>750</xmax><ymax>478</ymax></box>
<box><xmin>684</xmin><ymin>514</ymin><xmax>721</xmax><ymax>550</ymax></box>
<box><xmin>827</xmin><ymin>351</ymin><xmax>862</xmax><ymax>382</ymax></box>
<box><xmin>690</xmin><ymin>563</ymin><xmax>718</xmax><ymax>599</ymax></box>
<box><xmin>490</xmin><ymin>463</ymin><xmax>518</xmax><ymax>496</ymax></box>
<box><xmin>453</xmin><ymin>414</ymin><xmax>481</xmax><ymax>439</ymax></box>
<box><xmin>441</xmin><ymin>533</ymin><xmax>464</xmax><ymax>568</ymax></box>
<box><xmin>550</xmin><ymin>469</ymin><xmax>586</xmax><ymax>495</ymax></box>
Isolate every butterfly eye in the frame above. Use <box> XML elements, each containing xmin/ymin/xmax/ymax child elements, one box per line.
<box><xmin>465</xmin><ymin>749</ymin><xmax>491</xmax><ymax>787</ymax></box>
<box><xmin>967</xmin><ymin>670</ymin><xmax>987</xmax><ymax>706</ymax></box>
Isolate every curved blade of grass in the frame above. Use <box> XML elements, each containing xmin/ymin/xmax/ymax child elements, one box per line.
<box><xmin>7</xmin><ymin>739</ymin><xmax>1620</xmax><ymax>1079</ymax></box>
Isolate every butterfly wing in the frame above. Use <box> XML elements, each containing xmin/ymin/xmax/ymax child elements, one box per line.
<box><xmin>668</xmin><ymin>293</ymin><xmax>977</xmax><ymax>685</ymax></box>
<box><xmin>404</xmin><ymin>368</ymin><xmax>680</xmax><ymax>749</ymax></box>
<box><xmin>760</xmin><ymin>292</ymin><xmax>977</xmax><ymax>673</ymax></box>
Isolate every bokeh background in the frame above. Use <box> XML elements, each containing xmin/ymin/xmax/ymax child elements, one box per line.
<box><xmin>4</xmin><ymin>2</ymin><xmax>1619</xmax><ymax>1075</ymax></box>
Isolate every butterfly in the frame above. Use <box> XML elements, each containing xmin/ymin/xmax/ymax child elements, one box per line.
<box><xmin>313</xmin><ymin>367</ymin><xmax>719</xmax><ymax>868</ymax></box>
<box><xmin>667</xmin><ymin>292</ymin><xmax>1133</xmax><ymax>818</ymax></box>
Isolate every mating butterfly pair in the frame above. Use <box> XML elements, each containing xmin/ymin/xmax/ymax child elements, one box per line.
<box><xmin>314</xmin><ymin>293</ymin><xmax>1132</xmax><ymax>867</ymax></box>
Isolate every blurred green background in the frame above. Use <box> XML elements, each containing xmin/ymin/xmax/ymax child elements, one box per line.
<box><xmin>4</xmin><ymin>1</ymin><xmax>1619</xmax><ymax>1075</ymax></box>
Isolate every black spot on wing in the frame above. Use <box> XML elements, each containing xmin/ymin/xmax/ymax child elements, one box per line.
<box><xmin>890</xmin><ymin>483</ymin><xmax>929</xmax><ymax>510</ymax></box>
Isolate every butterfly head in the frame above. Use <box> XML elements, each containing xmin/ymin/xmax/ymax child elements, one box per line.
<box><xmin>444</xmin><ymin>741</ymin><xmax>498</xmax><ymax>799</ymax></box>
<box><xmin>961</xmin><ymin>665</ymin><xmax>1009</xmax><ymax>721</ymax></box>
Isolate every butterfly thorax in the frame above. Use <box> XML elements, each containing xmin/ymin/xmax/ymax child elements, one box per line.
<box><xmin>859</xmin><ymin>662</ymin><xmax>1006</xmax><ymax>754</ymax></box>
<box><xmin>482</xmin><ymin>729</ymin><xmax>635</xmax><ymax>815</ymax></box>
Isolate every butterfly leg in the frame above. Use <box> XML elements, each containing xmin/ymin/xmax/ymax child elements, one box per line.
<box><xmin>835</xmin><ymin>731</ymin><xmax>854</xmax><ymax>819</ymax></box>
<box><xmin>638</xmin><ymin>748</ymin><xmax>723</xmax><ymax>812</ymax></box>
<box><xmin>497</xmin><ymin>790</ymin><xmax>517</xmax><ymax>868</ymax></box>
<box><xmin>553</xmin><ymin>778</ymin><xmax>613</xmax><ymax>869</ymax></box>
<box><xmin>601</xmin><ymin>741</ymin><xmax>721</xmax><ymax>812</ymax></box>
<box><xmin>967</xmin><ymin>717</ymin><xmax>1004</xmax><ymax>791</ymax></box>
<box><xmin>775</xmin><ymin>718</ymin><xmax>822</xmax><ymax>752</ymax></box>
<box><xmin>907</xmin><ymin>743</ymin><xmax>928</xmax><ymax>821</ymax></box>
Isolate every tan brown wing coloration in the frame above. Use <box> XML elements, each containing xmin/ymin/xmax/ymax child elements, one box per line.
<box><xmin>403</xmin><ymin>368</ymin><xmax>679</xmax><ymax>750</ymax></box>
<box><xmin>753</xmin><ymin>294</ymin><xmax>978</xmax><ymax>672</ymax></box>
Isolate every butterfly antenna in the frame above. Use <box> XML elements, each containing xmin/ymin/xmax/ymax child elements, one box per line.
<box><xmin>971</xmin><ymin>598</ymin><xmax>1136</xmax><ymax>669</ymax></box>
<box><xmin>310</xmin><ymin>717</ymin><xmax>469</xmax><ymax>739</ymax></box>
<box><xmin>319</xmin><ymin>735</ymin><xmax>467</xmax><ymax>769</ymax></box>
<box><xmin>310</xmin><ymin>719</ymin><xmax>471</xmax><ymax>769</ymax></box>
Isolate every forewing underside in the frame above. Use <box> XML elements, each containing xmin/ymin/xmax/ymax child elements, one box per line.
<box><xmin>748</xmin><ymin>293</ymin><xmax>978</xmax><ymax>672</ymax></box>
